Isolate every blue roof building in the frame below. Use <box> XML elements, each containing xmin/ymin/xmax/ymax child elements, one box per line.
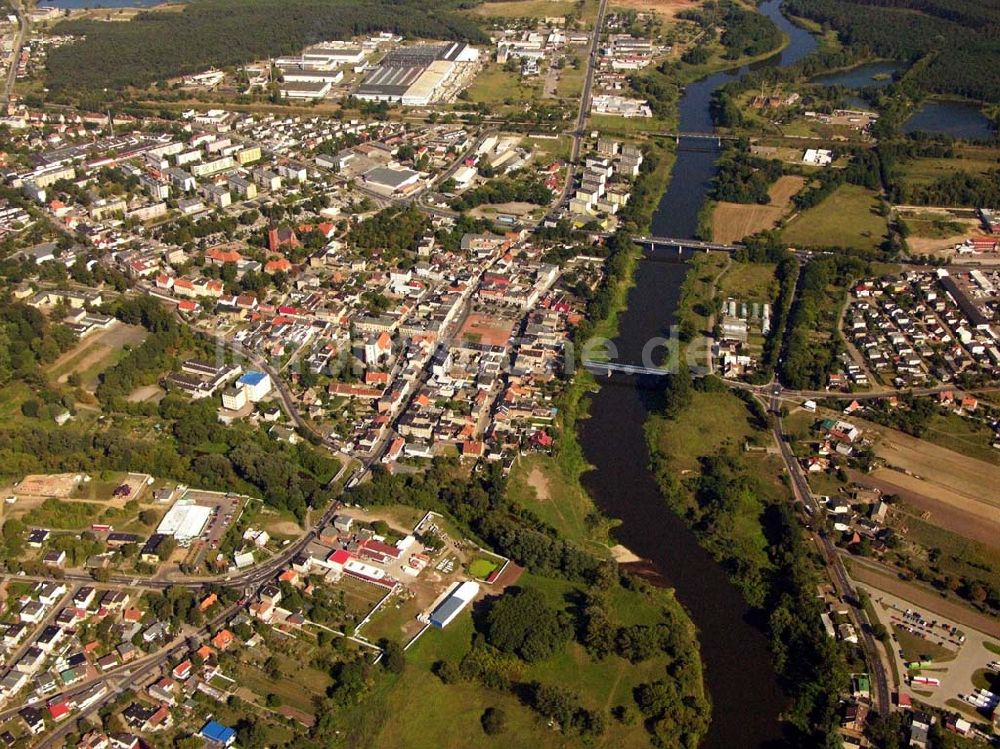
<box><xmin>238</xmin><ymin>370</ymin><xmax>268</xmax><ymax>387</ymax></box>
<box><xmin>201</xmin><ymin>720</ymin><xmax>236</xmax><ymax>746</ymax></box>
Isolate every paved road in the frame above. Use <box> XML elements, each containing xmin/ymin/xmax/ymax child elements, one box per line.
<box><xmin>550</xmin><ymin>0</ymin><xmax>609</xmax><ymax>216</ymax></box>
<box><xmin>767</xmin><ymin>388</ymin><xmax>893</xmax><ymax>714</ymax></box>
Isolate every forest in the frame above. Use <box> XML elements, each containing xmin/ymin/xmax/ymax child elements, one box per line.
<box><xmin>711</xmin><ymin>142</ymin><xmax>784</xmax><ymax>204</ymax></box>
<box><xmin>778</xmin><ymin>254</ymin><xmax>867</xmax><ymax>390</ymax></box>
<box><xmin>450</xmin><ymin>176</ymin><xmax>553</xmax><ymax>211</ymax></box>
<box><xmin>45</xmin><ymin>0</ymin><xmax>486</xmax><ymax>93</ymax></box>
<box><xmin>785</xmin><ymin>0</ymin><xmax>1000</xmax><ymax>101</ymax></box>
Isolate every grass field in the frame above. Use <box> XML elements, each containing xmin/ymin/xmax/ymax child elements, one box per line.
<box><xmin>468</xmin><ymin>556</ymin><xmax>501</xmax><ymax>579</ymax></box>
<box><xmin>611</xmin><ymin>0</ymin><xmax>699</xmax><ymax>17</ymax></box>
<box><xmin>899</xmin><ymin>147</ymin><xmax>1000</xmax><ymax>187</ymax></box>
<box><xmin>782</xmin><ymin>184</ymin><xmax>887</xmax><ymax>253</ymax></box>
<box><xmin>466</xmin><ymin>63</ymin><xmax>544</xmax><ymax>105</ymax></box>
<box><xmin>893</xmin><ymin>624</ymin><xmax>956</xmax><ymax>665</ymax></box>
<box><xmin>711</xmin><ymin>175</ymin><xmax>805</xmax><ymax>243</ymax></box>
<box><xmin>716</xmin><ymin>261</ymin><xmax>778</xmax><ymax>304</ymax></box>
<box><xmin>648</xmin><ymin>389</ymin><xmax>758</xmax><ymax>473</ymax></box>
<box><xmin>506</xmin><ymin>454</ymin><xmax>612</xmax><ymax>554</ymax></box>
<box><xmin>364</xmin><ymin>572</ymin><xmax>701</xmax><ymax>749</ymax></box>
<box><xmin>921</xmin><ymin>412</ymin><xmax>1000</xmax><ymax>466</ymax></box>
<box><xmin>528</xmin><ymin>135</ymin><xmax>572</xmax><ymax>163</ymax></box>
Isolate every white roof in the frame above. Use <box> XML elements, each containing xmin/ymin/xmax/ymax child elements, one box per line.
<box><xmin>156</xmin><ymin>500</ymin><xmax>212</xmax><ymax>541</ymax></box>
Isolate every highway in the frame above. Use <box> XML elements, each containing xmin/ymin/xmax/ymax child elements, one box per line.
<box><xmin>766</xmin><ymin>387</ymin><xmax>893</xmax><ymax>714</ymax></box>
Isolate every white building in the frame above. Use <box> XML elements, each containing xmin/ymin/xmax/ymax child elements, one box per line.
<box><xmin>236</xmin><ymin>371</ymin><xmax>272</xmax><ymax>402</ymax></box>
<box><xmin>156</xmin><ymin>500</ymin><xmax>212</xmax><ymax>544</ymax></box>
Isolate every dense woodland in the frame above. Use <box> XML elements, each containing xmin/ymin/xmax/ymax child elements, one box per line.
<box><xmin>711</xmin><ymin>142</ymin><xmax>784</xmax><ymax>204</ymax></box>
<box><xmin>45</xmin><ymin>0</ymin><xmax>486</xmax><ymax>93</ymax></box>
<box><xmin>778</xmin><ymin>254</ymin><xmax>867</xmax><ymax>390</ymax></box>
<box><xmin>785</xmin><ymin>0</ymin><xmax>1000</xmax><ymax>101</ymax></box>
<box><xmin>347</xmin><ymin>205</ymin><xmax>430</xmax><ymax>258</ymax></box>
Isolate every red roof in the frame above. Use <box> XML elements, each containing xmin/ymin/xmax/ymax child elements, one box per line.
<box><xmin>49</xmin><ymin>702</ymin><xmax>70</xmax><ymax>720</ymax></box>
<box><xmin>328</xmin><ymin>549</ymin><xmax>351</xmax><ymax>565</ymax></box>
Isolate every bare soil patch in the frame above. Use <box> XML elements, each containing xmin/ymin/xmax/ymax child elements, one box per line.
<box><xmin>712</xmin><ymin>175</ymin><xmax>805</xmax><ymax>244</ymax></box>
<box><xmin>612</xmin><ymin>0</ymin><xmax>701</xmax><ymax>18</ymax></box>
<box><xmin>526</xmin><ymin>465</ymin><xmax>551</xmax><ymax>501</ymax></box>
<box><xmin>48</xmin><ymin>322</ymin><xmax>147</xmax><ymax>390</ymax></box>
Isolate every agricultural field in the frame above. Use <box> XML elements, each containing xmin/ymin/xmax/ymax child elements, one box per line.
<box><xmin>782</xmin><ymin>184</ymin><xmax>887</xmax><ymax>253</ymax></box>
<box><xmin>920</xmin><ymin>411</ymin><xmax>1000</xmax><ymax>466</ymax></box>
<box><xmin>869</xmin><ymin>422</ymin><xmax>1000</xmax><ymax>519</ymax></box>
<box><xmin>711</xmin><ymin>175</ymin><xmax>804</xmax><ymax>243</ymax></box>
<box><xmin>889</xmin><ymin>510</ymin><xmax>1000</xmax><ymax>599</ymax></box>
<box><xmin>471</xmin><ymin>0</ymin><xmax>580</xmax><ymax>18</ymax></box>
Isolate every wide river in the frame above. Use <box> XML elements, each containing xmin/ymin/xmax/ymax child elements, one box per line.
<box><xmin>577</xmin><ymin>2</ymin><xmax>818</xmax><ymax>747</ymax></box>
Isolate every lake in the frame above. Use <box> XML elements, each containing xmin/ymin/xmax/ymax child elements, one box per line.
<box><xmin>811</xmin><ymin>61</ymin><xmax>904</xmax><ymax>89</ymax></box>
<box><xmin>902</xmin><ymin>101</ymin><xmax>996</xmax><ymax>140</ymax></box>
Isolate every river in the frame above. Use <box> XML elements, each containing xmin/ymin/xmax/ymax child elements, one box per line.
<box><xmin>577</xmin><ymin>2</ymin><xmax>818</xmax><ymax>747</ymax></box>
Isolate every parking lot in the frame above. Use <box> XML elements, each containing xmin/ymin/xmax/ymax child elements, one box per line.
<box><xmin>179</xmin><ymin>489</ymin><xmax>248</xmax><ymax>565</ymax></box>
<box><xmin>863</xmin><ymin>581</ymin><xmax>1000</xmax><ymax>720</ymax></box>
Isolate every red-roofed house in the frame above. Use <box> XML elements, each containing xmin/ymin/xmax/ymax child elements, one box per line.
<box><xmin>48</xmin><ymin>700</ymin><xmax>70</xmax><ymax>722</ymax></box>
<box><xmin>206</xmin><ymin>246</ymin><xmax>243</xmax><ymax>265</ymax></box>
<box><xmin>211</xmin><ymin>629</ymin><xmax>235</xmax><ymax>651</ymax></box>
<box><xmin>172</xmin><ymin>660</ymin><xmax>193</xmax><ymax>681</ymax></box>
<box><xmin>265</xmin><ymin>256</ymin><xmax>293</xmax><ymax>274</ymax></box>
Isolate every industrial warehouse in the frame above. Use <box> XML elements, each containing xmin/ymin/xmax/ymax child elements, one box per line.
<box><xmin>355</xmin><ymin>42</ymin><xmax>480</xmax><ymax>105</ymax></box>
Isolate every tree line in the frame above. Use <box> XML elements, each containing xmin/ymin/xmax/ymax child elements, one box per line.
<box><xmin>778</xmin><ymin>254</ymin><xmax>867</xmax><ymax>390</ymax></box>
<box><xmin>46</xmin><ymin>0</ymin><xmax>486</xmax><ymax>93</ymax></box>
<box><xmin>648</xmin><ymin>381</ymin><xmax>850</xmax><ymax>746</ymax></box>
